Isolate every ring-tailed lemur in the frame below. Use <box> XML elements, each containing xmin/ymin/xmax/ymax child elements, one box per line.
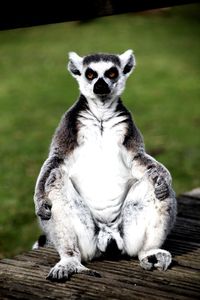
<box><xmin>34</xmin><ymin>50</ymin><xmax>177</xmax><ymax>281</ymax></box>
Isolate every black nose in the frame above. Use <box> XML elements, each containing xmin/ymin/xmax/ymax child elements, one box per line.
<box><xmin>93</xmin><ymin>78</ymin><xmax>110</xmax><ymax>95</ymax></box>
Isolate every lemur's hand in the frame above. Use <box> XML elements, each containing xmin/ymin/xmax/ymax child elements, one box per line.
<box><xmin>148</xmin><ymin>167</ymin><xmax>169</xmax><ymax>201</ymax></box>
<box><xmin>36</xmin><ymin>198</ymin><xmax>52</xmax><ymax>220</ymax></box>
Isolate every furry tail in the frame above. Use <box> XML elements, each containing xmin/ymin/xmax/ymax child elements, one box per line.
<box><xmin>32</xmin><ymin>234</ymin><xmax>47</xmax><ymax>250</ymax></box>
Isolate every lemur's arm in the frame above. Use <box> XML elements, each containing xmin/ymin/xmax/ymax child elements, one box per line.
<box><xmin>120</xmin><ymin>102</ymin><xmax>172</xmax><ymax>201</ymax></box>
<box><xmin>131</xmin><ymin>144</ymin><xmax>172</xmax><ymax>201</ymax></box>
<box><xmin>34</xmin><ymin>96</ymin><xmax>87</xmax><ymax>220</ymax></box>
<box><xmin>132</xmin><ymin>152</ymin><xmax>172</xmax><ymax>183</ymax></box>
<box><xmin>34</xmin><ymin>155</ymin><xmax>63</xmax><ymax>220</ymax></box>
<box><xmin>131</xmin><ymin>151</ymin><xmax>172</xmax><ymax>200</ymax></box>
<box><xmin>34</xmin><ymin>119</ymin><xmax>70</xmax><ymax>221</ymax></box>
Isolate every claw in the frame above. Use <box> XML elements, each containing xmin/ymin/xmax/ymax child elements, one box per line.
<box><xmin>46</xmin><ymin>258</ymin><xmax>100</xmax><ymax>283</ymax></box>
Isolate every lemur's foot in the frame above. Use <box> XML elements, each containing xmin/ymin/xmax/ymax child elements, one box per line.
<box><xmin>36</xmin><ymin>199</ymin><xmax>52</xmax><ymax>220</ymax></box>
<box><xmin>139</xmin><ymin>249</ymin><xmax>172</xmax><ymax>271</ymax></box>
<box><xmin>150</xmin><ymin>168</ymin><xmax>169</xmax><ymax>200</ymax></box>
<box><xmin>47</xmin><ymin>258</ymin><xmax>101</xmax><ymax>282</ymax></box>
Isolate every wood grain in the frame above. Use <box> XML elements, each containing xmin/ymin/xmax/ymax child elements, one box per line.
<box><xmin>0</xmin><ymin>193</ymin><xmax>200</xmax><ymax>299</ymax></box>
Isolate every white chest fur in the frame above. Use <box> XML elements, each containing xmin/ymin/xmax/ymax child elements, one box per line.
<box><xmin>67</xmin><ymin>105</ymin><xmax>132</xmax><ymax>223</ymax></box>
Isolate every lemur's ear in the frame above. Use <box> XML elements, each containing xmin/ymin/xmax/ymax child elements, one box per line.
<box><xmin>68</xmin><ymin>52</ymin><xmax>83</xmax><ymax>77</ymax></box>
<box><xmin>119</xmin><ymin>49</ymin><xmax>136</xmax><ymax>76</ymax></box>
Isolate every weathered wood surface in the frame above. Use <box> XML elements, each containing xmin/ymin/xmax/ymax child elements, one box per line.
<box><xmin>0</xmin><ymin>190</ymin><xmax>200</xmax><ymax>299</ymax></box>
<box><xmin>0</xmin><ymin>1</ymin><xmax>199</xmax><ymax>30</ymax></box>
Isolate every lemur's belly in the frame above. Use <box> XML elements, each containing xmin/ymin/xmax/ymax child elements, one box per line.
<box><xmin>68</xmin><ymin>141</ymin><xmax>131</xmax><ymax>223</ymax></box>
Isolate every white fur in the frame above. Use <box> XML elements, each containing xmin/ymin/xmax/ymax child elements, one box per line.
<box><xmin>35</xmin><ymin>50</ymin><xmax>176</xmax><ymax>280</ymax></box>
<box><xmin>41</xmin><ymin>105</ymin><xmax>175</xmax><ymax>264</ymax></box>
<box><xmin>118</xmin><ymin>49</ymin><xmax>136</xmax><ymax>74</ymax></box>
<box><xmin>68</xmin><ymin>52</ymin><xmax>83</xmax><ymax>77</ymax></box>
<box><xmin>68</xmin><ymin>105</ymin><xmax>131</xmax><ymax>222</ymax></box>
<box><xmin>68</xmin><ymin>50</ymin><xmax>135</xmax><ymax>101</ymax></box>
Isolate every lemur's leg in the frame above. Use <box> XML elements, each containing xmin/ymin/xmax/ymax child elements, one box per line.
<box><xmin>36</xmin><ymin>168</ymin><xmax>99</xmax><ymax>282</ymax></box>
<box><xmin>122</xmin><ymin>172</ymin><xmax>176</xmax><ymax>271</ymax></box>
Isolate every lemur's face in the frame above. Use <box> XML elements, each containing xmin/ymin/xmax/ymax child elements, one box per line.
<box><xmin>68</xmin><ymin>50</ymin><xmax>136</xmax><ymax>101</ymax></box>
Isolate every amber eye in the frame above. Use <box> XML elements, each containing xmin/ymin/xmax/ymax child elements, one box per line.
<box><xmin>85</xmin><ymin>68</ymin><xmax>97</xmax><ymax>81</ymax></box>
<box><xmin>108</xmin><ymin>70</ymin><xmax>117</xmax><ymax>79</ymax></box>
<box><xmin>105</xmin><ymin>67</ymin><xmax>119</xmax><ymax>80</ymax></box>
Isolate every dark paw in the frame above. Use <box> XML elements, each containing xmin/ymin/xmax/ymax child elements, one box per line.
<box><xmin>140</xmin><ymin>250</ymin><xmax>172</xmax><ymax>271</ymax></box>
<box><xmin>47</xmin><ymin>266</ymin><xmax>69</xmax><ymax>282</ymax></box>
<box><xmin>46</xmin><ymin>261</ymin><xmax>101</xmax><ymax>283</ymax></box>
<box><xmin>149</xmin><ymin>168</ymin><xmax>169</xmax><ymax>200</ymax></box>
<box><xmin>37</xmin><ymin>200</ymin><xmax>52</xmax><ymax>220</ymax></box>
<box><xmin>154</xmin><ymin>177</ymin><xmax>169</xmax><ymax>200</ymax></box>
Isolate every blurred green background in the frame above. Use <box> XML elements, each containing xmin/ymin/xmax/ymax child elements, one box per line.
<box><xmin>0</xmin><ymin>5</ymin><xmax>199</xmax><ymax>258</ymax></box>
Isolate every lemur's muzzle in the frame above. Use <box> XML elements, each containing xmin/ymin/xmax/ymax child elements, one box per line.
<box><xmin>93</xmin><ymin>78</ymin><xmax>110</xmax><ymax>95</ymax></box>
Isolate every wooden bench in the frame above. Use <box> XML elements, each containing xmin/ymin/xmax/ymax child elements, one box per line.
<box><xmin>0</xmin><ymin>189</ymin><xmax>199</xmax><ymax>299</ymax></box>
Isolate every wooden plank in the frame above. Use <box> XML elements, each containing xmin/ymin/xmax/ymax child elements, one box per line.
<box><xmin>0</xmin><ymin>250</ymin><xmax>200</xmax><ymax>300</ymax></box>
<box><xmin>0</xmin><ymin>1</ymin><xmax>199</xmax><ymax>30</ymax></box>
<box><xmin>181</xmin><ymin>188</ymin><xmax>200</xmax><ymax>199</ymax></box>
<box><xmin>177</xmin><ymin>195</ymin><xmax>200</xmax><ymax>220</ymax></box>
<box><xmin>0</xmin><ymin>194</ymin><xmax>200</xmax><ymax>299</ymax></box>
<box><xmin>169</xmin><ymin>217</ymin><xmax>200</xmax><ymax>243</ymax></box>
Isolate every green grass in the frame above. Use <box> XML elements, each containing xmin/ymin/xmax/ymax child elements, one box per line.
<box><xmin>0</xmin><ymin>5</ymin><xmax>200</xmax><ymax>258</ymax></box>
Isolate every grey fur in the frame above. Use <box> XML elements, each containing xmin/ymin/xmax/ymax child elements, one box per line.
<box><xmin>34</xmin><ymin>50</ymin><xmax>177</xmax><ymax>282</ymax></box>
<box><xmin>83</xmin><ymin>53</ymin><xmax>121</xmax><ymax>66</ymax></box>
